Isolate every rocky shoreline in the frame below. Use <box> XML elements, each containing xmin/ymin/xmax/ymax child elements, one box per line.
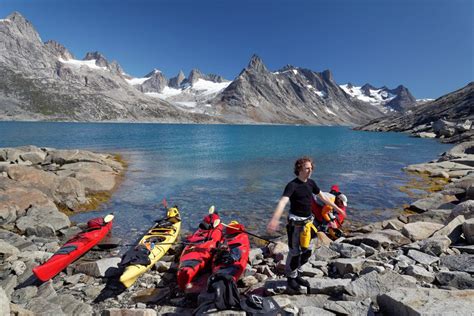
<box><xmin>1</xmin><ymin>143</ymin><xmax>473</xmax><ymax>315</ymax></box>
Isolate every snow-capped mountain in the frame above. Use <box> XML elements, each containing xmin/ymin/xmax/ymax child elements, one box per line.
<box><xmin>0</xmin><ymin>11</ymin><xmax>427</xmax><ymax>125</ymax></box>
<box><xmin>340</xmin><ymin>83</ymin><xmax>417</xmax><ymax>113</ymax></box>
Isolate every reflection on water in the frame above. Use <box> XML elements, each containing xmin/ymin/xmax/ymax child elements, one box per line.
<box><xmin>0</xmin><ymin>122</ymin><xmax>451</xmax><ymax>243</ymax></box>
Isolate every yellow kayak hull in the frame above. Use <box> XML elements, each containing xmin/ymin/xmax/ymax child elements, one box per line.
<box><xmin>120</xmin><ymin>208</ymin><xmax>181</xmax><ymax>288</ymax></box>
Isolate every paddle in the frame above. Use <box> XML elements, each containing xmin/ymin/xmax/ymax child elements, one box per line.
<box><xmin>221</xmin><ymin>222</ymin><xmax>276</xmax><ymax>244</ymax></box>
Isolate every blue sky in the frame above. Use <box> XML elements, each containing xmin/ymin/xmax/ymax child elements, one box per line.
<box><xmin>1</xmin><ymin>0</ymin><xmax>472</xmax><ymax>98</ymax></box>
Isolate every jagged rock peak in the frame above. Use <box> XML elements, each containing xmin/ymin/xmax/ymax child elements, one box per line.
<box><xmin>346</xmin><ymin>82</ymin><xmax>354</xmax><ymax>89</ymax></box>
<box><xmin>206</xmin><ymin>73</ymin><xmax>227</xmax><ymax>83</ymax></box>
<box><xmin>44</xmin><ymin>40</ymin><xmax>74</xmax><ymax>60</ymax></box>
<box><xmin>84</xmin><ymin>51</ymin><xmax>109</xmax><ymax>67</ymax></box>
<box><xmin>108</xmin><ymin>60</ymin><xmax>124</xmax><ymax>76</ymax></box>
<box><xmin>4</xmin><ymin>11</ymin><xmax>42</xmax><ymax>43</ymax></box>
<box><xmin>280</xmin><ymin>64</ymin><xmax>297</xmax><ymax>72</ymax></box>
<box><xmin>321</xmin><ymin>69</ymin><xmax>334</xmax><ymax>82</ymax></box>
<box><xmin>188</xmin><ymin>69</ymin><xmax>204</xmax><ymax>84</ymax></box>
<box><xmin>247</xmin><ymin>54</ymin><xmax>268</xmax><ymax>73</ymax></box>
<box><xmin>169</xmin><ymin>70</ymin><xmax>186</xmax><ymax>88</ymax></box>
<box><xmin>145</xmin><ymin>68</ymin><xmax>162</xmax><ymax>78</ymax></box>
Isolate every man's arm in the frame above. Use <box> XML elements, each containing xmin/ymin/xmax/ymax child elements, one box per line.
<box><xmin>267</xmin><ymin>196</ymin><xmax>289</xmax><ymax>233</ymax></box>
<box><xmin>318</xmin><ymin>191</ymin><xmax>343</xmax><ymax>215</ymax></box>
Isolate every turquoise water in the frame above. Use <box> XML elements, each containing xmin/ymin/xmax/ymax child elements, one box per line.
<box><xmin>0</xmin><ymin>122</ymin><xmax>451</xmax><ymax>241</ymax></box>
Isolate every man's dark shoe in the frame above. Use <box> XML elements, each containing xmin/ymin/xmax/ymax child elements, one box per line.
<box><xmin>287</xmin><ymin>277</ymin><xmax>300</xmax><ymax>292</ymax></box>
<box><xmin>295</xmin><ymin>276</ymin><xmax>310</xmax><ymax>294</ymax></box>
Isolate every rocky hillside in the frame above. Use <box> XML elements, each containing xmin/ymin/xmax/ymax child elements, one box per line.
<box><xmin>0</xmin><ymin>12</ymin><xmax>215</xmax><ymax>123</ymax></box>
<box><xmin>210</xmin><ymin>56</ymin><xmax>384</xmax><ymax>125</ymax></box>
<box><xmin>357</xmin><ymin>82</ymin><xmax>474</xmax><ymax>143</ymax></box>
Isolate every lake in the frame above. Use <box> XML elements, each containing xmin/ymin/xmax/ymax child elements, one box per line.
<box><xmin>0</xmin><ymin>121</ymin><xmax>451</xmax><ymax>241</ymax></box>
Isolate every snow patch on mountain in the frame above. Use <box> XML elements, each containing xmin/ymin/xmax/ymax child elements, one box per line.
<box><xmin>58</xmin><ymin>57</ymin><xmax>107</xmax><ymax>70</ymax></box>
<box><xmin>191</xmin><ymin>79</ymin><xmax>231</xmax><ymax>95</ymax></box>
<box><xmin>340</xmin><ymin>84</ymin><xmax>396</xmax><ymax>105</ymax></box>
<box><xmin>126</xmin><ymin>77</ymin><xmax>149</xmax><ymax>85</ymax></box>
<box><xmin>145</xmin><ymin>87</ymin><xmax>182</xmax><ymax>99</ymax></box>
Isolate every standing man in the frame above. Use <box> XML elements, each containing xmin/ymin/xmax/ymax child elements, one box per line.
<box><xmin>267</xmin><ymin>156</ymin><xmax>344</xmax><ymax>291</ymax></box>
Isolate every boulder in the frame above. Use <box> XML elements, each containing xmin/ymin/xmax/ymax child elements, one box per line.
<box><xmin>74</xmin><ymin>257</ymin><xmax>121</xmax><ymax>277</ymax></box>
<box><xmin>268</xmin><ymin>241</ymin><xmax>289</xmax><ymax>261</ymax></box>
<box><xmin>323</xmin><ymin>299</ymin><xmax>371</xmax><ymax>316</ymax></box>
<box><xmin>0</xmin><ymin>287</ymin><xmax>9</xmax><ymax>315</ymax></box>
<box><xmin>407</xmin><ymin>249</ymin><xmax>439</xmax><ymax>266</ymax></box>
<box><xmin>44</xmin><ymin>149</ymin><xmax>108</xmax><ymax>166</ymax></box>
<box><xmin>20</xmin><ymin>151</ymin><xmax>46</xmax><ymax>164</ymax></box>
<box><xmin>0</xmin><ymin>239</ymin><xmax>20</xmax><ymax>259</ymax></box>
<box><xmin>308</xmin><ymin>277</ymin><xmax>351</xmax><ymax>295</ymax></box>
<box><xmin>53</xmin><ymin>177</ymin><xmax>87</xmax><ymax>209</ymax></box>
<box><xmin>408</xmin><ymin>193</ymin><xmax>450</xmax><ymax>213</ymax></box>
<box><xmin>329</xmin><ymin>242</ymin><xmax>365</xmax><ymax>258</ymax></box>
<box><xmin>449</xmin><ymin>200</ymin><xmax>474</xmax><ymax>220</ymax></box>
<box><xmin>435</xmin><ymin>271</ymin><xmax>474</xmax><ymax>289</ymax></box>
<box><xmin>382</xmin><ymin>219</ymin><xmax>405</xmax><ymax>230</ymax></box>
<box><xmin>407</xmin><ymin>209</ymin><xmax>451</xmax><ymax>224</ymax></box>
<box><xmin>11</xmin><ymin>286</ymin><xmax>38</xmax><ymax>304</ymax></box>
<box><xmin>344</xmin><ymin>230</ymin><xmax>411</xmax><ymax>249</ymax></box>
<box><xmin>401</xmin><ymin>222</ymin><xmax>443</xmax><ymax>241</ymax></box>
<box><xmin>249</xmin><ymin>248</ymin><xmax>263</xmax><ymax>265</ymax></box>
<box><xmin>15</xmin><ymin>205</ymin><xmax>70</xmax><ymax>236</ymax></box>
<box><xmin>73</xmin><ymin>169</ymin><xmax>117</xmax><ymax>193</ymax></box>
<box><xmin>378</xmin><ymin>287</ymin><xmax>474</xmax><ymax>316</ymax></box>
<box><xmin>418</xmin><ymin>235</ymin><xmax>451</xmax><ymax>256</ymax></box>
<box><xmin>25</xmin><ymin>297</ymin><xmax>65</xmax><ymax>316</ymax></box>
<box><xmin>439</xmin><ymin>254</ymin><xmax>474</xmax><ymax>273</ymax></box>
<box><xmin>331</xmin><ymin>258</ymin><xmax>365</xmax><ymax>275</ymax></box>
<box><xmin>299</xmin><ymin>306</ymin><xmax>335</xmax><ymax>315</ymax></box>
<box><xmin>313</xmin><ymin>245</ymin><xmax>339</xmax><ymax>261</ymax></box>
<box><xmin>36</xmin><ymin>280</ymin><xmax>57</xmax><ymax>300</ymax></box>
<box><xmin>463</xmin><ymin>218</ymin><xmax>474</xmax><ymax>244</ymax></box>
<box><xmin>345</xmin><ymin>270</ymin><xmax>416</xmax><ymax>300</ymax></box>
<box><xmin>432</xmin><ymin>215</ymin><xmax>465</xmax><ymax>243</ymax></box>
<box><xmin>404</xmin><ymin>265</ymin><xmax>435</xmax><ymax>283</ymax></box>
<box><xmin>49</xmin><ymin>294</ymin><xmax>93</xmax><ymax>315</ymax></box>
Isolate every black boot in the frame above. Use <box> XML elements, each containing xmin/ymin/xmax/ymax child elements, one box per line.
<box><xmin>287</xmin><ymin>277</ymin><xmax>300</xmax><ymax>292</ymax></box>
<box><xmin>295</xmin><ymin>275</ymin><xmax>310</xmax><ymax>294</ymax></box>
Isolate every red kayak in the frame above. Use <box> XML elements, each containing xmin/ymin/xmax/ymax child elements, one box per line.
<box><xmin>177</xmin><ymin>208</ymin><xmax>223</xmax><ymax>291</ymax></box>
<box><xmin>212</xmin><ymin>221</ymin><xmax>250</xmax><ymax>282</ymax></box>
<box><xmin>33</xmin><ymin>214</ymin><xmax>114</xmax><ymax>282</ymax></box>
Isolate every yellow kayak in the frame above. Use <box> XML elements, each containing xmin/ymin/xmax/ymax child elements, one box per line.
<box><xmin>119</xmin><ymin>206</ymin><xmax>181</xmax><ymax>288</ymax></box>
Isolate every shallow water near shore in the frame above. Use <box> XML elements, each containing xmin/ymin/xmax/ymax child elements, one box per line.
<box><xmin>0</xmin><ymin>121</ymin><xmax>451</xmax><ymax>243</ymax></box>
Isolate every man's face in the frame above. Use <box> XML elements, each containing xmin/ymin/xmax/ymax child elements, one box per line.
<box><xmin>299</xmin><ymin>161</ymin><xmax>313</xmax><ymax>178</ymax></box>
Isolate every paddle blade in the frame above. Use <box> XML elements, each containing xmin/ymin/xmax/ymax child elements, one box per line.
<box><xmin>208</xmin><ymin>205</ymin><xmax>215</xmax><ymax>214</ymax></box>
<box><xmin>162</xmin><ymin>198</ymin><xmax>168</xmax><ymax>209</ymax></box>
<box><xmin>104</xmin><ymin>214</ymin><xmax>114</xmax><ymax>223</ymax></box>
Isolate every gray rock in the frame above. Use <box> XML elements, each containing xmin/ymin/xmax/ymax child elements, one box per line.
<box><xmin>49</xmin><ymin>294</ymin><xmax>93</xmax><ymax>315</ymax></box>
<box><xmin>323</xmin><ymin>299</ymin><xmax>371</xmax><ymax>316</ymax></box>
<box><xmin>407</xmin><ymin>249</ymin><xmax>439</xmax><ymax>266</ymax></box>
<box><xmin>0</xmin><ymin>229</ymin><xmax>37</xmax><ymax>252</ymax></box>
<box><xmin>11</xmin><ymin>286</ymin><xmax>38</xmax><ymax>304</ymax></box>
<box><xmin>449</xmin><ymin>200</ymin><xmax>474</xmax><ymax>220</ymax></box>
<box><xmin>409</xmin><ymin>193</ymin><xmax>448</xmax><ymax>213</ymax></box>
<box><xmin>378</xmin><ymin>287</ymin><xmax>474</xmax><ymax>316</ymax></box>
<box><xmin>401</xmin><ymin>222</ymin><xmax>444</xmax><ymax>241</ymax></box>
<box><xmin>0</xmin><ymin>239</ymin><xmax>20</xmax><ymax>259</ymax></box>
<box><xmin>11</xmin><ymin>260</ymin><xmax>27</xmax><ymax>275</ymax></box>
<box><xmin>102</xmin><ymin>308</ymin><xmax>157</xmax><ymax>315</ymax></box>
<box><xmin>74</xmin><ymin>257</ymin><xmax>121</xmax><ymax>277</ymax></box>
<box><xmin>20</xmin><ymin>151</ymin><xmax>46</xmax><ymax>164</ymax></box>
<box><xmin>9</xmin><ymin>303</ymin><xmax>34</xmax><ymax>316</ymax></box>
<box><xmin>268</xmin><ymin>241</ymin><xmax>289</xmax><ymax>261</ymax></box>
<box><xmin>301</xmin><ymin>265</ymin><xmax>324</xmax><ymax>277</ymax></box>
<box><xmin>439</xmin><ymin>254</ymin><xmax>474</xmax><ymax>273</ymax></box>
<box><xmin>307</xmin><ymin>277</ymin><xmax>351</xmax><ymax>295</ymax></box>
<box><xmin>331</xmin><ymin>258</ymin><xmax>365</xmax><ymax>275</ymax></box>
<box><xmin>0</xmin><ymin>274</ymin><xmax>17</xmax><ymax>298</ymax></box>
<box><xmin>463</xmin><ymin>218</ymin><xmax>474</xmax><ymax>244</ymax></box>
<box><xmin>299</xmin><ymin>306</ymin><xmax>335</xmax><ymax>315</ymax></box>
<box><xmin>418</xmin><ymin>235</ymin><xmax>451</xmax><ymax>256</ymax></box>
<box><xmin>0</xmin><ymin>287</ymin><xmax>10</xmax><ymax>315</ymax></box>
<box><xmin>15</xmin><ymin>205</ymin><xmax>70</xmax><ymax>236</ymax></box>
<box><xmin>436</xmin><ymin>271</ymin><xmax>474</xmax><ymax>289</ymax></box>
<box><xmin>451</xmin><ymin>244</ymin><xmax>474</xmax><ymax>254</ymax></box>
<box><xmin>241</xmin><ymin>275</ymin><xmax>259</xmax><ymax>287</ymax></box>
<box><xmin>432</xmin><ymin>215</ymin><xmax>466</xmax><ymax>243</ymax></box>
<box><xmin>249</xmin><ymin>248</ymin><xmax>263</xmax><ymax>265</ymax></box>
<box><xmin>359</xmin><ymin>243</ymin><xmax>377</xmax><ymax>256</ymax></box>
<box><xmin>26</xmin><ymin>297</ymin><xmax>65</xmax><ymax>316</ymax></box>
<box><xmin>345</xmin><ymin>270</ymin><xmax>417</xmax><ymax>300</ymax></box>
<box><xmin>330</xmin><ymin>242</ymin><xmax>365</xmax><ymax>258</ymax></box>
<box><xmin>382</xmin><ymin>219</ymin><xmax>405</xmax><ymax>230</ymax></box>
<box><xmin>404</xmin><ymin>265</ymin><xmax>435</xmax><ymax>283</ymax></box>
<box><xmin>313</xmin><ymin>245</ymin><xmax>340</xmax><ymax>261</ymax></box>
<box><xmin>344</xmin><ymin>229</ymin><xmax>411</xmax><ymax>249</ymax></box>
<box><xmin>37</xmin><ymin>280</ymin><xmax>57</xmax><ymax>300</ymax></box>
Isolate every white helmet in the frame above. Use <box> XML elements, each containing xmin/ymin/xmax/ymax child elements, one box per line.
<box><xmin>337</xmin><ymin>194</ymin><xmax>348</xmax><ymax>207</ymax></box>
